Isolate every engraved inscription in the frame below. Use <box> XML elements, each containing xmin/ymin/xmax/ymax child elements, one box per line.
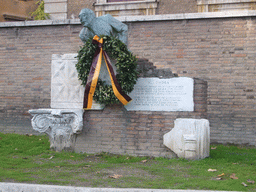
<box><xmin>125</xmin><ymin>77</ymin><xmax>194</xmax><ymax>111</ymax></box>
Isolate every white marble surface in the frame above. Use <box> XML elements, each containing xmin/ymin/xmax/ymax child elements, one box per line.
<box><xmin>51</xmin><ymin>54</ymin><xmax>104</xmax><ymax>110</ymax></box>
<box><xmin>125</xmin><ymin>77</ymin><xmax>194</xmax><ymax>112</ymax></box>
<box><xmin>163</xmin><ymin>118</ymin><xmax>210</xmax><ymax>160</ymax></box>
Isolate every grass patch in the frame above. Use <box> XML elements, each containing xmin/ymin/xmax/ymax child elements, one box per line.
<box><xmin>0</xmin><ymin>132</ymin><xmax>256</xmax><ymax>191</ymax></box>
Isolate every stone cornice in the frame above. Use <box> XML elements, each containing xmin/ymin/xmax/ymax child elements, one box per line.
<box><xmin>1</xmin><ymin>10</ymin><xmax>256</xmax><ymax>28</ymax></box>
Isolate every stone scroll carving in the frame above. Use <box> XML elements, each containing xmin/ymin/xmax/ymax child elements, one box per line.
<box><xmin>29</xmin><ymin>109</ymin><xmax>83</xmax><ymax>152</ymax></box>
<box><xmin>163</xmin><ymin>118</ymin><xmax>210</xmax><ymax>160</ymax></box>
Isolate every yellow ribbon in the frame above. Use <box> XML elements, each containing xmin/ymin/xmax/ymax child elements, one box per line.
<box><xmin>84</xmin><ymin>35</ymin><xmax>132</xmax><ymax>109</ymax></box>
<box><xmin>85</xmin><ymin>36</ymin><xmax>103</xmax><ymax>109</ymax></box>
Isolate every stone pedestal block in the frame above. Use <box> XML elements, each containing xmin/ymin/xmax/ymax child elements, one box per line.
<box><xmin>29</xmin><ymin>54</ymin><xmax>105</xmax><ymax>152</ymax></box>
<box><xmin>29</xmin><ymin>109</ymin><xmax>83</xmax><ymax>152</ymax></box>
<box><xmin>163</xmin><ymin>118</ymin><xmax>210</xmax><ymax>160</ymax></box>
<box><xmin>51</xmin><ymin>54</ymin><xmax>104</xmax><ymax>110</ymax></box>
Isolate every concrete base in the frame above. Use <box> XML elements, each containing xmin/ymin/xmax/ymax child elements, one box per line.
<box><xmin>0</xmin><ymin>182</ymin><xmax>234</xmax><ymax>192</ymax></box>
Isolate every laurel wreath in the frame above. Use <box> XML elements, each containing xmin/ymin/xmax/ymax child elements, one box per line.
<box><xmin>76</xmin><ymin>35</ymin><xmax>138</xmax><ymax>105</ymax></box>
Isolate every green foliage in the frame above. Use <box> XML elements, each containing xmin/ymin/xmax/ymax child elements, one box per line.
<box><xmin>0</xmin><ymin>133</ymin><xmax>50</xmax><ymax>157</ymax></box>
<box><xmin>30</xmin><ymin>0</ymin><xmax>50</xmax><ymax>20</ymax></box>
<box><xmin>76</xmin><ymin>35</ymin><xmax>138</xmax><ymax>105</ymax></box>
<box><xmin>0</xmin><ymin>133</ymin><xmax>256</xmax><ymax>191</ymax></box>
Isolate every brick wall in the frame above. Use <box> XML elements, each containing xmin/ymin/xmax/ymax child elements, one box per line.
<box><xmin>128</xmin><ymin>16</ymin><xmax>256</xmax><ymax>146</ymax></box>
<box><xmin>0</xmin><ymin>13</ymin><xmax>256</xmax><ymax>147</ymax></box>
<box><xmin>0</xmin><ymin>24</ymin><xmax>83</xmax><ymax>134</ymax></box>
<box><xmin>75</xmin><ymin>79</ymin><xmax>207</xmax><ymax>157</ymax></box>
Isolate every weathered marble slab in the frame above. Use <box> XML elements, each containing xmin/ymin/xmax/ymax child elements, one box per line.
<box><xmin>125</xmin><ymin>77</ymin><xmax>194</xmax><ymax>111</ymax></box>
<box><xmin>163</xmin><ymin>118</ymin><xmax>210</xmax><ymax>160</ymax></box>
<box><xmin>51</xmin><ymin>55</ymin><xmax>193</xmax><ymax>112</ymax></box>
<box><xmin>51</xmin><ymin>54</ymin><xmax>104</xmax><ymax>110</ymax></box>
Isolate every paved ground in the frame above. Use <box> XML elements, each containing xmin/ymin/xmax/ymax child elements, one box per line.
<box><xmin>0</xmin><ymin>182</ymin><xmax>236</xmax><ymax>192</ymax></box>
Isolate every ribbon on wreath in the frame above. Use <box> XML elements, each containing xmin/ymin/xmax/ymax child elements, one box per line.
<box><xmin>83</xmin><ymin>35</ymin><xmax>132</xmax><ymax>109</ymax></box>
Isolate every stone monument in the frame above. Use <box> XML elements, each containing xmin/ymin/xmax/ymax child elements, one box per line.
<box><xmin>29</xmin><ymin>9</ymin><xmax>210</xmax><ymax>158</ymax></box>
<box><xmin>163</xmin><ymin>118</ymin><xmax>210</xmax><ymax>160</ymax></box>
<box><xmin>29</xmin><ymin>8</ymin><xmax>129</xmax><ymax>151</ymax></box>
<box><xmin>29</xmin><ymin>54</ymin><xmax>87</xmax><ymax>152</ymax></box>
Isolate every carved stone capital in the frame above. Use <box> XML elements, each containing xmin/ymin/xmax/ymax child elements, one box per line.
<box><xmin>29</xmin><ymin>109</ymin><xmax>84</xmax><ymax>152</ymax></box>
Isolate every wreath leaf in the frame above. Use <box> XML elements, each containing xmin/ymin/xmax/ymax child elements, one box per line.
<box><xmin>76</xmin><ymin>36</ymin><xmax>138</xmax><ymax>105</ymax></box>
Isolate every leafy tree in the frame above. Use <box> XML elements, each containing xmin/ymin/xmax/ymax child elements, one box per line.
<box><xmin>30</xmin><ymin>0</ymin><xmax>50</xmax><ymax>20</ymax></box>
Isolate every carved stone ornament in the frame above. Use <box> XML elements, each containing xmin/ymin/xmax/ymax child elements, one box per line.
<box><xmin>51</xmin><ymin>54</ymin><xmax>104</xmax><ymax>110</ymax></box>
<box><xmin>163</xmin><ymin>118</ymin><xmax>210</xmax><ymax>160</ymax></box>
<box><xmin>29</xmin><ymin>109</ymin><xmax>84</xmax><ymax>152</ymax></box>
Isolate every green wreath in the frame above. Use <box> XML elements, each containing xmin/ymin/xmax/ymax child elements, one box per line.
<box><xmin>76</xmin><ymin>35</ymin><xmax>138</xmax><ymax>105</ymax></box>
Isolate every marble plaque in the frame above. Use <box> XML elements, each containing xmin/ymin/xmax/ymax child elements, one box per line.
<box><xmin>51</xmin><ymin>54</ymin><xmax>104</xmax><ymax>110</ymax></box>
<box><xmin>125</xmin><ymin>77</ymin><xmax>194</xmax><ymax>111</ymax></box>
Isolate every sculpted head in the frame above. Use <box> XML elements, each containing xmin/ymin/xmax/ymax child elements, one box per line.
<box><xmin>79</xmin><ymin>8</ymin><xmax>96</xmax><ymax>27</ymax></box>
